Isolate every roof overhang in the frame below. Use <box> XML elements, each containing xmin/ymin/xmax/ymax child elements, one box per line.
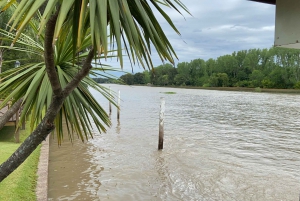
<box><xmin>250</xmin><ymin>0</ymin><xmax>276</xmax><ymax>5</ymax></box>
<box><xmin>250</xmin><ymin>0</ymin><xmax>300</xmax><ymax>50</ymax></box>
<box><xmin>274</xmin><ymin>0</ymin><xmax>300</xmax><ymax>49</ymax></box>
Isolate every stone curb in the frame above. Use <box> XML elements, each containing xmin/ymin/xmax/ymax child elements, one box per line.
<box><xmin>36</xmin><ymin>135</ymin><xmax>50</xmax><ymax>201</ymax></box>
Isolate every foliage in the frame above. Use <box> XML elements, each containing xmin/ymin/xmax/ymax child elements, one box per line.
<box><xmin>262</xmin><ymin>79</ymin><xmax>275</xmax><ymax>88</ymax></box>
<box><xmin>0</xmin><ymin>18</ymin><xmax>114</xmax><ymax>144</ymax></box>
<box><xmin>92</xmin><ymin>77</ymin><xmax>116</xmax><ymax>84</ymax></box>
<box><xmin>119</xmin><ymin>73</ymin><xmax>134</xmax><ymax>85</ymax></box>
<box><xmin>133</xmin><ymin>72</ymin><xmax>145</xmax><ymax>85</ymax></box>
<box><xmin>142</xmin><ymin>70</ymin><xmax>151</xmax><ymax>84</ymax></box>
<box><xmin>254</xmin><ymin>87</ymin><xmax>262</xmax><ymax>92</ymax></box>
<box><xmin>294</xmin><ymin>81</ymin><xmax>300</xmax><ymax>89</ymax></box>
<box><xmin>0</xmin><ymin>0</ymin><xmax>189</xmax><ymax>69</ymax></box>
<box><xmin>0</xmin><ymin>7</ymin><xmax>42</xmax><ymax>73</ymax></box>
<box><xmin>123</xmin><ymin>47</ymin><xmax>300</xmax><ymax>89</ymax></box>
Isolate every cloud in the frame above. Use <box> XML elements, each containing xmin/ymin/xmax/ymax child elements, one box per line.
<box><xmin>103</xmin><ymin>0</ymin><xmax>276</xmax><ymax>73</ymax></box>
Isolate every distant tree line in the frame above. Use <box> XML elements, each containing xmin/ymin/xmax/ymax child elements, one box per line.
<box><xmin>92</xmin><ymin>77</ymin><xmax>118</xmax><ymax>84</ymax></box>
<box><xmin>118</xmin><ymin>47</ymin><xmax>300</xmax><ymax>89</ymax></box>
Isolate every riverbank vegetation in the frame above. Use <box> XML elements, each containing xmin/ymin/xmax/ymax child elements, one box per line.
<box><xmin>0</xmin><ymin>125</ymin><xmax>40</xmax><ymax>201</ymax></box>
<box><xmin>119</xmin><ymin>47</ymin><xmax>300</xmax><ymax>89</ymax></box>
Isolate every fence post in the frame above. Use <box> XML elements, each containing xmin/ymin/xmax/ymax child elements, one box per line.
<box><xmin>117</xmin><ymin>90</ymin><xmax>120</xmax><ymax>121</ymax></box>
<box><xmin>158</xmin><ymin>97</ymin><xmax>165</xmax><ymax>150</ymax></box>
<box><xmin>15</xmin><ymin>107</ymin><xmax>20</xmax><ymax>143</ymax></box>
<box><xmin>109</xmin><ymin>87</ymin><xmax>112</xmax><ymax>116</ymax></box>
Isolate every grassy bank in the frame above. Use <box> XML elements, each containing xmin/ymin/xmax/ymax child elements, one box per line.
<box><xmin>0</xmin><ymin>125</ymin><xmax>40</xmax><ymax>201</ymax></box>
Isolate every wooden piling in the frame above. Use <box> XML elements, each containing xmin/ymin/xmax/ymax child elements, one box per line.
<box><xmin>117</xmin><ymin>90</ymin><xmax>120</xmax><ymax>121</ymax></box>
<box><xmin>158</xmin><ymin>97</ymin><xmax>165</xmax><ymax>150</ymax></box>
<box><xmin>15</xmin><ymin>107</ymin><xmax>20</xmax><ymax>143</ymax></box>
<box><xmin>109</xmin><ymin>87</ymin><xmax>112</xmax><ymax>115</ymax></box>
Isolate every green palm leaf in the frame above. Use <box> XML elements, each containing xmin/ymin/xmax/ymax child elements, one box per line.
<box><xmin>0</xmin><ymin>16</ymin><xmax>119</xmax><ymax>144</ymax></box>
<box><xmin>1</xmin><ymin>0</ymin><xmax>190</xmax><ymax>69</ymax></box>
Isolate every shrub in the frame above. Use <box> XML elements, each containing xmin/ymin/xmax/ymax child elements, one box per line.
<box><xmin>294</xmin><ymin>81</ymin><xmax>300</xmax><ymax>89</ymax></box>
<box><xmin>254</xmin><ymin>87</ymin><xmax>262</xmax><ymax>92</ymax></box>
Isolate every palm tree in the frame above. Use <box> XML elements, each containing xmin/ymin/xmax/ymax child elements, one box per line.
<box><xmin>0</xmin><ymin>0</ymin><xmax>189</xmax><ymax>182</ymax></box>
<box><xmin>0</xmin><ymin>16</ymin><xmax>118</xmax><ymax>143</ymax></box>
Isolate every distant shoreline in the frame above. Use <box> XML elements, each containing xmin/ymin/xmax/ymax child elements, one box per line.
<box><xmin>128</xmin><ymin>84</ymin><xmax>300</xmax><ymax>94</ymax></box>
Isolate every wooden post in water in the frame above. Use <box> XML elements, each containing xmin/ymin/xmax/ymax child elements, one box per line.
<box><xmin>109</xmin><ymin>87</ymin><xmax>112</xmax><ymax>115</ymax></box>
<box><xmin>117</xmin><ymin>90</ymin><xmax>120</xmax><ymax>121</ymax></box>
<box><xmin>158</xmin><ymin>97</ymin><xmax>165</xmax><ymax>150</ymax></box>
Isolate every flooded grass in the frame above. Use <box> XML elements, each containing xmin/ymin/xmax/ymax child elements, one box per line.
<box><xmin>161</xmin><ymin>91</ymin><xmax>176</xmax><ymax>94</ymax></box>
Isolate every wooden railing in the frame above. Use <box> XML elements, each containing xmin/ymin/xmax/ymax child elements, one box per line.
<box><xmin>0</xmin><ymin>100</ymin><xmax>24</xmax><ymax>143</ymax></box>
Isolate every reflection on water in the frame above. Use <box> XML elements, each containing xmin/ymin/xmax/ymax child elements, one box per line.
<box><xmin>115</xmin><ymin>121</ymin><xmax>121</xmax><ymax>134</ymax></box>
<box><xmin>48</xmin><ymin>85</ymin><xmax>300</xmax><ymax>200</ymax></box>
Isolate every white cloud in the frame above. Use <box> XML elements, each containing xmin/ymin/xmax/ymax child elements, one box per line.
<box><xmin>103</xmin><ymin>0</ymin><xmax>276</xmax><ymax>74</ymax></box>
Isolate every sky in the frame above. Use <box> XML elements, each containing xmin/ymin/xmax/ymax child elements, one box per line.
<box><xmin>103</xmin><ymin>0</ymin><xmax>276</xmax><ymax>76</ymax></box>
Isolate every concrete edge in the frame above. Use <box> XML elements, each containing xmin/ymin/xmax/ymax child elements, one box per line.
<box><xmin>36</xmin><ymin>135</ymin><xmax>50</xmax><ymax>201</ymax></box>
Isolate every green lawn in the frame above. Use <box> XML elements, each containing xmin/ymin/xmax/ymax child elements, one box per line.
<box><xmin>0</xmin><ymin>125</ymin><xmax>41</xmax><ymax>201</ymax></box>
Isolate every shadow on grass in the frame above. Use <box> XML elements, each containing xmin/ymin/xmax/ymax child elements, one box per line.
<box><xmin>0</xmin><ymin>127</ymin><xmax>16</xmax><ymax>143</ymax></box>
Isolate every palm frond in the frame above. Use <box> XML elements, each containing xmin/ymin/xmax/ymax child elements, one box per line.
<box><xmin>0</xmin><ymin>0</ymin><xmax>190</xmax><ymax>69</ymax></box>
<box><xmin>0</xmin><ymin>17</ymin><xmax>118</xmax><ymax>144</ymax></box>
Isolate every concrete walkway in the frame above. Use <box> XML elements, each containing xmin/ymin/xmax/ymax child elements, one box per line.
<box><xmin>36</xmin><ymin>135</ymin><xmax>50</xmax><ymax>201</ymax></box>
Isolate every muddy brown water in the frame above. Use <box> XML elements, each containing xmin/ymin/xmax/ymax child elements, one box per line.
<box><xmin>48</xmin><ymin>84</ymin><xmax>300</xmax><ymax>201</ymax></box>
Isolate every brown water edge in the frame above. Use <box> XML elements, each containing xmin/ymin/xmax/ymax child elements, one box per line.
<box><xmin>135</xmin><ymin>84</ymin><xmax>300</xmax><ymax>94</ymax></box>
<box><xmin>48</xmin><ymin>135</ymin><xmax>98</xmax><ymax>200</ymax></box>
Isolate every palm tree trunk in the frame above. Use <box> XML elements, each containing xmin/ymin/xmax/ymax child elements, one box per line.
<box><xmin>0</xmin><ymin>95</ymin><xmax>62</xmax><ymax>181</ymax></box>
<box><xmin>0</xmin><ymin>10</ymin><xmax>95</xmax><ymax>182</ymax></box>
<box><xmin>0</xmin><ymin>99</ymin><xmax>22</xmax><ymax>130</ymax></box>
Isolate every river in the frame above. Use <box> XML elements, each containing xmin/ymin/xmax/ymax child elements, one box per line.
<box><xmin>48</xmin><ymin>84</ymin><xmax>300</xmax><ymax>201</ymax></box>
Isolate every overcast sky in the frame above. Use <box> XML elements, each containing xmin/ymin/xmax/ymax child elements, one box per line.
<box><xmin>103</xmin><ymin>0</ymin><xmax>276</xmax><ymax>75</ymax></box>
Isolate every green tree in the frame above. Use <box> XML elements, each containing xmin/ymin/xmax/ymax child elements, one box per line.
<box><xmin>294</xmin><ymin>81</ymin><xmax>300</xmax><ymax>89</ymax></box>
<box><xmin>217</xmin><ymin>73</ymin><xmax>229</xmax><ymax>87</ymax></box>
<box><xmin>0</xmin><ymin>0</ymin><xmax>189</xmax><ymax>181</ymax></box>
<box><xmin>249</xmin><ymin>70</ymin><xmax>265</xmax><ymax>87</ymax></box>
<box><xmin>142</xmin><ymin>70</ymin><xmax>151</xmax><ymax>84</ymax></box>
<box><xmin>269</xmin><ymin>67</ymin><xmax>291</xmax><ymax>88</ymax></box>
<box><xmin>244</xmin><ymin>49</ymin><xmax>260</xmax><ymax>71</ymax></box>
<box><xmin>175</xmin><ymin>62</ymin><xmax>190</xmax><ymax>85</ymax></box>
<box><xmin>160</xmin><ymin>74</ymin><xmax>169</xmax><ymax>86</ymax></box>
<box><xmin>174</xmin><ymin>74</ymin><xmax>187</xmax><ymax>85</ymax></box>
<box><xmin>262</xmin><ymin>79</ymin><xmax>275</xmax><ymax>88</ymax></box>
<box><xmin>189</xmin><ymin>59</ymin><xmax>207</xmax><ymax>86</ymax></box>
<box><xmin>209</xmin><ymin>73</ymin><xmax>229</xmax><ymax>87</ymax></box>
<box><xmin>151</xmin><ymin>63</ymin><xmax>177</xmax><ymax>85</ymax></box>
<box><xmin>133</xmin><ymin>72</ymin><xmax>145</xmax><ymax>84</ymax></box>
<box><xmin>215</xmin><ymin>55</ymin><xmax>238</xmax><ymax>85</ymax></box>
<box><xmin>120</xmin><ymin>73</ymin><xmax>134</xmax><ymax>85</ymax></box>
<box><xmin>206</xmin><ymin>58</ymin><xmax>216</xmax><ymax>76</ymax></box>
